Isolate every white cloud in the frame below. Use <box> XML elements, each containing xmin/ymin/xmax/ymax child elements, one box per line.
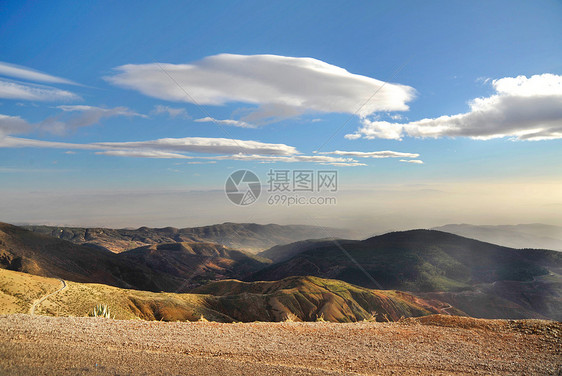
<box><xmin>151</xmin><ymin>105</ymin><xmax>189</xmax><ymax>119</ymax></box>
<box><xmin>95</xmin><ymin>150</ymin><xmax>193</xmax><ymax>159</ymax></box>
<box><xmin>320</xmin><ymin>150</ymin><xmax>419</xmax><ymax>158</ymax></box>
<box><xmin>0</xmin><ymin>79</ymin><xmax>80</xmax><ymax>102</ymax></box>
<box><xmin>0</xmin><ymin>135</ymin><xmax>298</xmax><ymax>156</ymax></box>
<box><xmin>399</xmin><ymin>159</ymin><xmax>424</xmax><ymax>164</ymax></box>
<box><xmin>211</xmin><ymin>153</ymin><xmax>363</xmax><ymax>165</ymax></box>
<box><xmin>0</xmin><ymin>61</ymin><xmax>77</xmax><ymax>85</ymax></box>
<box><xmin>0</xmin><ymin>135</ymin><xmax>366</xmax><ymax>166</ymax></box>
<box><xmin>346</xmin><ymin>74</ymin><xmax>562</xmax><ymax>141</ymax></box>
<box><xmin>195</xmin><ymin>116</ymin><xmax>255</xmax><ymax>128</ymax></box>
<box><xmin>105</xmin><ymin>54</ymin><xmax>415</xmax><ymax>123</ymax></box>
<box><xmin>0</xmin><ymin>136</ymin><xmax>101</xmax><ymax>150</ymax></box>
<box><xmin>94</xmin><ymin>137</ymin><xmax>297</xmax><ymax>156</ymax></box>
<box><xmin>0</xmin><ymin>114</ymin><xmax>32</xmax><ymax>135</ymax></box>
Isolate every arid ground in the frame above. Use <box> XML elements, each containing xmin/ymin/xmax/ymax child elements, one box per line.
<box><xmin>0</xmin><ymin>314</ymin><xmax>560</xmax><ymax>375</ymax></box>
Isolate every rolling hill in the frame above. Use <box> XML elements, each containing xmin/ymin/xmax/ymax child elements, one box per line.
<box><xmin>118</xmin><ymin>242</ymin><xmax>270</xmax><ymax>291</ymax></box>
<box><xmin>0</xmin><ymin>268</ymin><xmax>461</xmax><ymax>322</ymax></box>
<box><xmin>0</xmin><ymin>222</ymin><xmax>269</xmax><ymax>292</ymax></box>
<box><xmin>22</xmin><ymin>222</ymin><xmax>356</xmax><ymax>253</ymax></box>
<box><xmin>253</xmin><ymin>230</ymin><xmax>562</xmax><ymax>320</ymax></box>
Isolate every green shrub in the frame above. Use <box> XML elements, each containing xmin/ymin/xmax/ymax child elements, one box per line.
<box><xmin>89</xmin><ymin>304</ymin><xmax>114</xmax><ymax>319</ymax></box>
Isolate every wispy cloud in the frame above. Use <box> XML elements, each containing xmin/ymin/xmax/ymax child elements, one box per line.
<box><xmin>151</xmin><ymin>105</ymin><xmax>189</xmax><ymax>119</ymax></box>
<box><xmin>0</xmin><ymin>134</ymin><xmax>367</xmax><ymax>166</ymax></box>
<box><xmin>95</xmin><ymin>150</ymin><xmax>194</xmax><ymax>159</ymax></box>
<box><xmin>0</xmin><ymin>135</ymin><xmax>298</xmax><ymax>156</ymax></box>
<box><xmin>50</xmin><ymin>105</ymin><xmax>145</xmax><ymax>134</ymax></box>
<box><xmin>400</xmin><ymin>159</ymin><xmax>424</xmax><ymax>164</ymax></box>
<box><xmin>5</xmin><ymin>105</ymin><xmax>145</xmax><ymax>135</ymax></box>
<box><xmin>0</xmin><ymin>79</ymin><xmax>80</xmax><ymax>102</ymax></box>
<box><xmin>320</xmin><ymin>150</ymin><xmax>419</xmax><ymax>158</ymax></box>
<box><xmin>105</xmin><ymin>54</ymin><xmax>415</xmax><ymax>123</ymax></box>
<box><xmin>0</xmin><ymin>114</ymin><xmax>33</xmax><ymax>135</ymax></box>
<box><xmin>0</xmin><ymin>61</ymin><xmax>78</xmax><ymax>85</ymax></box>
<box><xmin>346</xmin><ymin>73</ymin><xmax>562</xmax><ymax>141</ymax></box>
<box><xmin>195</xmin><ymin>116</ymin><xmax>255</xmax><ymax>128</ymax></box>
<box><xmin>94</xmin><ymin>137</ymin><xmax>298</xmax><ymax>156</ymax></box>
<box><xmin>209</xmin><ymin>153</ymin><xmax>365</xmax><ymax>165</ymax></box>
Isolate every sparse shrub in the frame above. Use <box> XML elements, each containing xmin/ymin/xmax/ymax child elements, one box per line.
<box><xmin>315</xmin><ymin>313</ymin><xmax>326</xmax><ymax>322</ymax></box>
<box><xmin>198</xmin><ymin>314</ymin><xmax>208</xmax><ymax>322</ymax></box>
<box><xmin>89</xmin><ymin>304</ymin><xmax>114</xmax><ymax>319</ymax></box>
<box><xmin>283</xmin><ymin>312</ymin><xmax>299</xmax><ymax>322</ymax></box>
<box><xmin>363</xmin><ymin>311</ymin><xmax>378</xmax><ymax>322</ymax></box>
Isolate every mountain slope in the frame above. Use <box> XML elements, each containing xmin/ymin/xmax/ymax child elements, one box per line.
<box><xmin>432</xmin><ymin>223</ymin><xmax>562</xmax><ymax>251</ymax></box>
<box><xmin>118</xmin><ymin>242</ymin><xmax>270</xmax><ymax>291</ymax></box>
<box><xmin>252</xmin><ymin>230</ymin><xmax>562</xmax><ymax>320</ymax></box>
<box><xmin>254</xmin><ymin>230</ymin><xmax>560</xmax><ymax>290</ymax></box>
<box><xmin>0</xmin><ymin>222</ymin><xmax>152</xmax><ymax>289</ymax></box>
<box><xmin>23</xmin><ymin>222</ymin><xmax>357</xmax><ymax>253</ymax></box>
<box><xmin>0</xmin><ymin>222</ymin><xmax>269</xmax><ymax>292</ymax></box>
<box><xmin>0</xmin><ymin>268</ymin><xmax>462</xmax><ymax>322</ymax></box>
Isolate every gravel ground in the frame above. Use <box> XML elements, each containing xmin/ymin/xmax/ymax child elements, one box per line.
<box><xmin>0</xmin><ymin>314</ymin><xmax>560</xmax><ymax>375</ymax></box>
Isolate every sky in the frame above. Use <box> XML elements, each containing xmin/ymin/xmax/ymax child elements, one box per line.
<box><xmin>1</xmin><ymin>0</ymin><xmax>561</xmax><ymax>233</ymax></box>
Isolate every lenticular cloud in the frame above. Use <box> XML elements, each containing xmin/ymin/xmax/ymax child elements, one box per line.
<box><xmin>105</xmin><ymin>54</ymin><xmax>416</xmax><ymax>121</ymax></box>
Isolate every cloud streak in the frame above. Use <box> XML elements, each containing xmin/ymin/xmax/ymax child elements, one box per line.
<box><xmin>151</xmin><ymin>105</ymin><xmax>189</xmax><ymax>119</ymax></box>
<box><xmin>320</xmin><ymin>150</ymin><xmax>419</xmax><ymax>158</ymax></box>
<box><xmin>0</xmin><ymin>61</ymin><xmax>77</xmax><ymax>85</ymax></box>
<box><xmin>195</xmin><ymin>116</ymin><xmax>255</xmax><ymax>128</ymax></box>
<box><xmin>0</xmin><ymin>79</ymin><xmax>81</xmax><ymax>102</ymax></box>
<box><xmin>105</xmin><ymin>54</ymin><xmax>415</xmax><ymax>122</ymax></box>
<box><xmin>399</xmin><ymin>159</ymin><xmax>423</xmax><ymax>164</ymax></box>
<box><xmin>346</xmin><ymin>74</ymin><xmax>562</xmax><ymax>141</ymax></box>
<box><xmin>1</xmin><ymin>106</ymin><xmax>144</xmax><ymax>136</ymax></box>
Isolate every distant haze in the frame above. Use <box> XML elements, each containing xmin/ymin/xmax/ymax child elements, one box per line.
<box><xmin>2</xmin><ymin>180</ymin><xmax>561</xmax><ymax>239</ymax></box>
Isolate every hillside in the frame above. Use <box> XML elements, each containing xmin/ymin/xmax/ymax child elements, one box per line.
<box><xmin>253</xmin><ymin>230</ymin><xmax>562</xmax><ymax>320</ymax></box>
<box><xmin>0</xmin><ymin>222</ymin><xmax>269</xmax><ymax>292</ymax></box>
<box><xmin>22</xmin><ymin>222</ymin><xmax>356</xmax><ymax>253</ymax></box>
<box><xmin>0</xmin><ymin>269</ymin><xmax>460</xmax><ymax>322</ymax></box>
<box><xmin>432</xmin><ymin>223</ymin><xmax>562</xmax><ymax>251</ymax></box>
<box><xmin>119</xmin><ymin>242</ymin><xmax>270</xmax><ymax>291</ymax></box>
<box><xmin>0</xmin><ymin>222</ymin><xmax>154</xmax><ymax>289</ymax></box>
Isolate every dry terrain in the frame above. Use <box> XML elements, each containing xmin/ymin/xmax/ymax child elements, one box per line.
<box><xmin>0</xmin><ymin>314</ymin><xmax>560</xmax><ymax>375</ymax></box>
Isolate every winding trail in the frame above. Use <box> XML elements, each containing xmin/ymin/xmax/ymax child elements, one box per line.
<box><xmin>29</xmin><ymin>279</ymin><xmax>66</xmax><ymax>315</ymax></box>
<box><xmin>441</xmin><ymin>303</ymin><xmax>454</xmax><ymax>315</ymax></box>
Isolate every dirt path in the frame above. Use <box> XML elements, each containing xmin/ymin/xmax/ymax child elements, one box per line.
<box><xmin>441</xmin><ymin>303</ymin><xmax>454</xmax><ymax>315</ymax></box>
<box><xmin>0</xmin><ymin>314</ymin><xmax>560</xmax><ymax>375</ymax></box>
<box><xmin>28</xmin><ymin>279</ymin><xmax>66</xmax><ymax>315</ymax></box>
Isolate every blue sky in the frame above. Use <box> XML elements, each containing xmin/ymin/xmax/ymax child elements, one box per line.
<box><xmin>1</xmin><ymin>0</ymin><xmax>561</xmax><ymax>230</ymax></box>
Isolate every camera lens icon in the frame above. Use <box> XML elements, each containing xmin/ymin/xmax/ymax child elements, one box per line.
<box><xmin>225</xmin><ymin>170</ymin><xmax>261</xmax><ymax>206</ymax></box>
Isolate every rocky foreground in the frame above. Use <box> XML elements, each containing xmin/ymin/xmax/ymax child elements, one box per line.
<box><xmin>0</xmin><ymin>314</ymin><xmax>560</xmax><ymax>375</ymax></box>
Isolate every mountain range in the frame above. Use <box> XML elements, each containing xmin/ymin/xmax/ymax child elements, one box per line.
<box><xmin>252</xmin><ymin>230</ymin><xmax>562</xmax><ymax>320</ymax></box>
<box><xmin>22</xmin><ymin>223</ymin><xmax>356</xmax><ymax>253</ymax></box>
<box><xmin>2</xmin><ymin>221</ymin><xmax>561</xmax><ymax>321</ymax></box>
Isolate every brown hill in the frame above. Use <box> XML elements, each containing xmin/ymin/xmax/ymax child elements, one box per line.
<box><xmin>253</xmin><ymin>230</ymin><xmax>562</xmax><ymax>320</ymax></box>
<box><xmin>0</xmin><ymin>268</ymin><xmax>462</xmax><ymax>322</ymax></box>
<box><xmin>119</xmin><ymin>242</ymin><xmax>270</xmax><ymax>291</ymax></box>
<box><xmin>0</xmin><ymin>222</ymin><xmax>268</xmax><ymax>292</ymax></box>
